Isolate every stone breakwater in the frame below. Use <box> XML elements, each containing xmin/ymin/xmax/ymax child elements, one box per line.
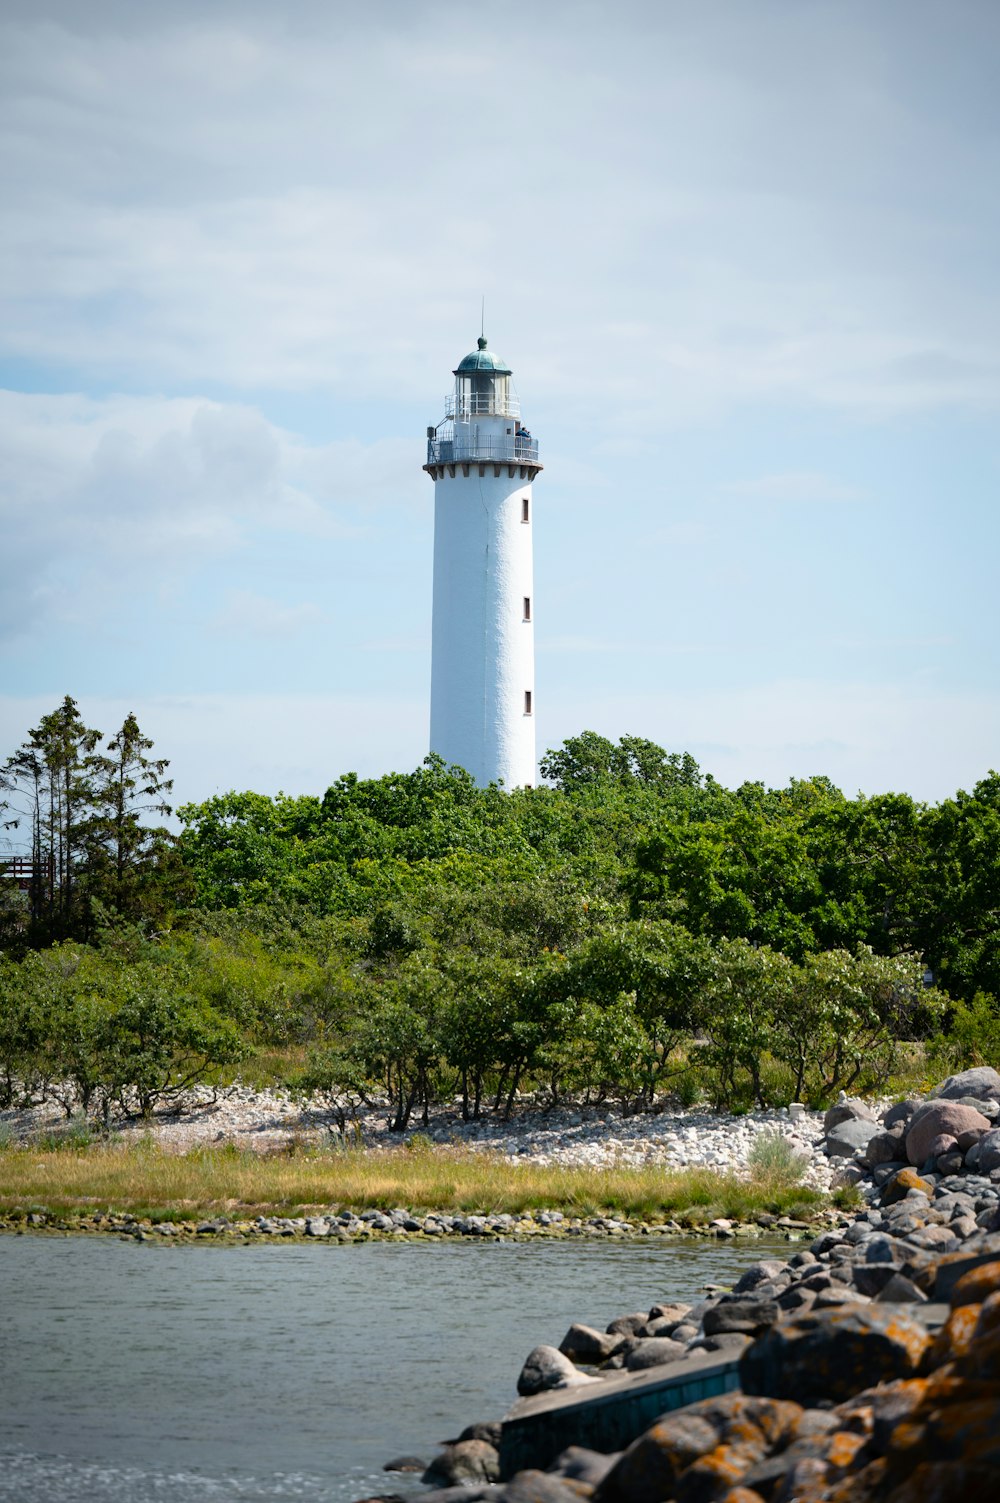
<box><xmin>0</xmin><ymin>1205</ymin><xmax>831</xmax><ymax>1243</ymax></box>
<box><xmin>388</xmin><ymin>1065</ymin><xmax>1000</xmax><ymax>1503</ymax></box>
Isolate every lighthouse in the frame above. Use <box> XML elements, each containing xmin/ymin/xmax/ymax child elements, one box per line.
<box><xmin>425</xmin><ymin>336</ymin><xmax>542</xmax><ymax>788</ymax></box>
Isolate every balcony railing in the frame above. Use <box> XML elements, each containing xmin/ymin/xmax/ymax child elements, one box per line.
<box><xmin>427</xmin><ymin>434</ymin><xmax>540</xmax><ymax>466</ymax></box>
<box><xmin>445</xmin><ymin>391</ymin><xmax>520</xmax><ymax>420</ymax></box>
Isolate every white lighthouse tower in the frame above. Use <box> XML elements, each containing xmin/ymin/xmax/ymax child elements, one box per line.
<box><xmin>425</xmin><ymin>336</ymin><xmax>541</xmax><ymax>788</ymax></box>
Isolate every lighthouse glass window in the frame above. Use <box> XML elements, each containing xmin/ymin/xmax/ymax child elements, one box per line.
<box><xmin>524</xmin><ymin>691</ymin><xmax>533</xmax><ymax>715</ymax></box>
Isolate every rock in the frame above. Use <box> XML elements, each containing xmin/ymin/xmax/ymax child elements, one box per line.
<box><xmin>979</xmin><ymin>1129</ymin><xmax>1000</xmax><ymax>1173</ymax></box>
<box><xmin>605</xmin><ymin>1312</ymin><xmax>648</xmax><ymax>1337</ymax></box>
<box><xmin>625</xmin><ymin>1337</ymin><xmax>688</xmax><ymax>1371</ymax></box>
<box><xmin>948</xmin><ymin>1260</ymin><xmax>1000</xmax><ymax>1308</ymax></box>
<box><xmin>547</xmin><ymin>1447</ymin><xmax>620</xmax><ymax>1486</ymax></box>
<box><xmin>421</xmin><ymin>1441</ymin><xmax>500</xmax><ymax>1487</ymax></box>
<box><xmin>703</xmin><ymin>1296</ymin><xmax>780</xmax><ymax>1336</ymax></box>
<box><xmin>882</xmin><ymin>1166</ymin><xmax>935</xmax><ymax>1203</ymax></box>
<box><xmin>874</xmin><ymin>1273</ymin><xmax>928</xmax><ymax>1303</ymax></box>
<box><xmin>824</xmin><ymin>1098</ymin><xmax>878</xmax><ymax>1134</ymax></box>
<box><xmin>863</xmin><ymin>1128</ymin><xmax>907</xmax><ymax>1166</ymax></box>
<box><xmin>455</xmin><ymin>1422</ymin><xmax>502</xmax><ymax>1447</ymax></box>
<box><xmin>739</xmin><ymin>1306</ymin><xmax>930</xmax><ymax>1405</ymax></box>
<box><xmin>558</xmin><ymin>1323</ymin><xmax>623</xmax><ymax>1364</ymax></box>
<box><xmin>923</xmin><ymin>1132</ymin><xmax>960</xmax><ymax>1162</ymax></box>
<box><xmin>516</xmin><ymin>1346</ymin><xmax>598</xmax><ymax>1397</ymax></box>
<box><xmin>932</xmin><ymin>1235</ymin><xmax>1000</xmax><ymax>1300</ymax></box>
<box><xmin>503</xmin><ymin>1470</ymin><xmax>587</xmax><ymax>1503</ymax></box>
<box><xmin>852</xmin><ymin>1264</ymin><xmax>900</xmax><ymax>1297</ymax></box>
<box><xmin>883</xmin><ymin>1099</ymin><xmax>920</xmax><ymax>1129</ymax></box>
<box><xmin>906</xmin><ymin>1102</ymin><xmax>991</xmax><ymax>1165</ymax></box>
<box><xmin>382</xmin><ymin>1457</ymin><xmax>426</xmax><ymax>1473</ymax></box>
<box><xmin>932</xmin><ymin>1066</ymin><xmax>1000</xmax><ymax>1102</ymax></box>
<box><xmin>825</xmin><ymin>1118</ymin><xmax>880</xmax><ymax>1158</ymax></box>
<box><xmin>593</xmin><ymin>1410</ymin><xmax>722</xmax><ymax>1503</ymax></box>
<box><xmin>647</xmin><ymin>1302</ymin><xmax>691</xmax><ymax>1323</ymax></box>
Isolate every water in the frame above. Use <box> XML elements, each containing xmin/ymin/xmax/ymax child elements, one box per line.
<box><xmin>0</xmin><ymin>1233</ymin><xmax>789</xmax><ymax>1501</ymax></box>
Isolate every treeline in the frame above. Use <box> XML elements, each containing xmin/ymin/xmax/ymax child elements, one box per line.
<box><xmin>2</xmin><ymin>712</ymin><xmax>1000</xmax><ymax>1122</ymax></box>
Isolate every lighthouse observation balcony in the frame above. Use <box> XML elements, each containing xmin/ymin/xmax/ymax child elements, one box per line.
<box><xmin>427</xmin><ymin>432</ymin><xmax>539</xmax><ymax>466</ymax></box>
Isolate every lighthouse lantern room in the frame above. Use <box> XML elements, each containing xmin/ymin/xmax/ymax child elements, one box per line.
<box><xmin>425</xmin><ymin>337</ymin><xmax>542</xmax><ymax>787</ymax></box>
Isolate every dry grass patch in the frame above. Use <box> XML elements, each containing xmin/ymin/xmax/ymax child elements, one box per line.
<box><xmin>0</xmin><ymin>1139</ymin><xmax>825</xmax><ymax>1224</ymax></box>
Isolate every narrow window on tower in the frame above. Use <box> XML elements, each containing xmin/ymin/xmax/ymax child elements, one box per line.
<box><xmin>521</xmin><ymin>497</ymin><xmax>530</xmax><ymax>523</ymax></box>
<box><xmin>524</xmin><ymin>690</ymin><xmax>533</xmax><ymax>715</ymax></box>
<box><xmin>523</xmin><ymin>596</ymin><xmax>531</xmax><ymax>621</ymax></box>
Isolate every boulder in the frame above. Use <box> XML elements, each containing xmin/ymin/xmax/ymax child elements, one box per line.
<box><xmin>594</xmin><ymin>1410</ymin><xmax>721</xmax><ymax>1503</ymax></box>
<box><xmin>979</xmin><ymin>1129</ymin><xmax>1000</xmax><ymax>1173</ymax></box>
<box><xmin>421</xmin><ymin>1440</ymin><xmax>500</xmax><ymax>1487</ymax></box>
<box><xmin>825</xmin><ymin>1118</ymin><xmax>880</xmax><ymax>1158</ymax></box>
<box><xmin>625</xmin><ymin>1337</ymin><xmax>688</xmax><ymax>1371</ymax></box>
<box><xmin>558</xmin><ymin>1322</ymin><xmax>623</xmax><ymax>1364</ymax></box>
<box><xmin>731</xmin><ymin>1260</ymin><xmax>788</xmax><ymax>1295</ymax></box>
<box><xmin>382</xmin><ymin>1456</ymin><xmax>426</xmax><ymax>1473</ymax></box>
<box><xmin>739</xmin><ymin>1306</ymin><xmax>930</xmax><ymax>1405</ymax></box>
<box><xmin>883</xmin><ymin>1099</ymin><xmax>920</xmax><ymax>1129</ymax></box>
<box><xmin>905</xmin><ymin>1102</ymin><xmax>990</xmax><ymax>1166</ymax></box>
<box><xmin>703</xmin><ymin>1296</ymin><xmax>780</xmax><ymax>1336</ymax></box>
<box><xmin>516</xmin><ymin>1345</ymin><xmax>598</xmax><ymax>1397</ymax></box>
<box><xmin>863</xmin><ymin>1127</ymin><xmax>906</xmax><ymax>1166</ymax></box>
<box><xmin>823</xmin><ymin>1098</ymin><xmax>878</xmax><ymax>1134</ymax></box>
<box><xmin>548</xmin><ymin>1447</ymin><xmax>620</xmax><ymax>1486</ymax></box>
<box><xmin>881</xmin><ymin>1166</ymin><xmax>934</xmax><ymax>1204</ymax></box>
<box><xmin>504</xmin><ymin>1470</ymin><xmax>590</xmax><ymax>1503</ymax></box>
<box><xmin>931</xmin><ymin>1067</ymin><xmax>1000</xmax><ymax>1102</ymax></box>
<box><xmin>595</xmin><ymin>1394</ymin><xmax>799</xmax><ymax>1503</ymax></box>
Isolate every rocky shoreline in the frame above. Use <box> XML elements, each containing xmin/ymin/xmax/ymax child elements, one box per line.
<box><xmin>382</xmin><ymin>1065</ymin><xmax>1000</xmax><ymax>1503</ymax></box>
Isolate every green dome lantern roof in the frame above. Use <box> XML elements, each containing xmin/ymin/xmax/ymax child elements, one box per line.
<box><xmin>453</xmin><ymin>337</ymin><xmax>512</xmax><ymax>376</ymax></box>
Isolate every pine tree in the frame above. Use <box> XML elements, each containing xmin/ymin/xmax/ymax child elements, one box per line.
<box><xmin>85</xmin><ymin>712</ymin><xmax>177</xmax><ymax>921</ymax></box>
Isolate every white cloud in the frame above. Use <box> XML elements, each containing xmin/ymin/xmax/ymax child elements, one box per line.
<box><xmin>0</xmin><ymin>4</ymin><xmax>998</xmax><ymax>415</ymax></box>
<box><xmin>0</xmin><ymin>390</ymin><xmax>417</xmax><ymax>642</ymax></box>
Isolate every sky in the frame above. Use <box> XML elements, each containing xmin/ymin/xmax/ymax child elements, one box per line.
<box><xmin>1</xmin><ymin>0</ymin><xmax>999</xmax><ymax>818</ymax></box>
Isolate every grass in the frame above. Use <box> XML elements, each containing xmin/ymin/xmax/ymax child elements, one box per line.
<box><xmin>0</xmin><ymin>1138</ymin><xmax>825</xmax><ymax>1225</ymax></box>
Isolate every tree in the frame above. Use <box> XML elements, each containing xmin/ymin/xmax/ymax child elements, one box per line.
<box><xmin>85</xmin><ymin>712</ymin><xmax>180</xmax><ymax>921</ymax></box>
<box><xmin>0</xmin><ymin>696</ymin><xmax>101</xmax><ymax>941</ymax></box>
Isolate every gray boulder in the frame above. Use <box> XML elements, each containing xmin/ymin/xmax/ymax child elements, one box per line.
<box><xmin>824</xmin><ymin>1098</ymin><xmax>878</xmax><ymax>1134</ymax></box>
<box><xmin>731</xmin><ymin>1260</ymin><xmax>787</xmax><ymax>1294</ymax></box>
<box><xmin>703</xmin><ymin>1296</ymin><xmax>780</xmax><ymax>1336</ymax></box>
<box><xmin>516</xmin><ymin>1346</ymin><xmax>598</xmax><ymax>1397</ymax></box>
<box><xmin>863</xmin><ymin>1128</ymin><xmax>907</xmax><ymax>1166</ymax></box>
<box><xmin>422</xmin><ymin>1440</ymin><xmax>500</xmax><ymax>1487</ymax></box>
<box><xmin>931</xmin><ymin>1067</ymin><xmax>1000</xmax><ymax>1102</ymax></box>
<box><xmin>548</xmin><ymin>1447</ymin><xmax>621</xmax><ymax>1486</ymax></box>
<box><xmin>825</xmin><ymin>1118</ymin><xmax>880</xmax><ymax>1158</ymax></box>
<box><xmin>882</xmin><ymin>1098</ymin><xmax>921</xmax><ymax>1128</ymax></box>
<box><xmin>558</xmin><ymin>1323</ymin><xmax>623</xmax><ymax>1364</ymax></box>
<box><xmin>625</xmin><ymin>1337</ymin><xmax>688</xmax><ymax>1371</ymax></box>
<box><xmin>979</xmin><ymin>1128</ymin><xmax>1000</xmax><ymax>1173</ymax></box>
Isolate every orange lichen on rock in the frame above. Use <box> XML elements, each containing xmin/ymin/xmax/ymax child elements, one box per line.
<box><xmin>949</xmin><ymin>1260</ymin><xmax>1000</xmax><ymax>1308</ymax></box>
<box><xmin>673</xmin><ymin>1443</ymin><xmax>753</xmax><ymax>1502</ymax></box>
<box><xmin>925</xmin><ymin>1303</ymin><xmax>981</xmax><ymax>1367</ymax></box>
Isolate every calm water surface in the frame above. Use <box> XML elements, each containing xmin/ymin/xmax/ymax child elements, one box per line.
<box><xmin>0</xmin><ymin>1233</ymin><xmax>789</xmax><ymax>1502</ymax></box>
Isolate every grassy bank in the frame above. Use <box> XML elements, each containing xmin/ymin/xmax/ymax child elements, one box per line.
<box><xmin>0</xmin><ymin>1140</ymin><xmax>827</xmax><ymax>1225</ymax></box>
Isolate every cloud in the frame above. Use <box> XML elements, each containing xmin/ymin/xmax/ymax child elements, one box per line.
<box><xmin>1</xmin><ymin>3</ymin><xmax>999</xmax><ymax>416</ymax></box>
<box><xmin>0</xmin><ymin>390</ymin><xmax>418</xmax><ymax>643</ymax></box>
